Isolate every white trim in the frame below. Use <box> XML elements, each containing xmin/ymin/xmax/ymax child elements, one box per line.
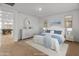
<box><xmin>13</xmin><ymin>38</ymin><xmax>18</xmax><ymax>42</ymax></box>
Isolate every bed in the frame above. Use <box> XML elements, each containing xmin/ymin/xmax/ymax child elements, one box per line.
<box><xmin>33</xmin><ymin>29</ymin><xmax>65</xmax><ymax>52</ymax></box>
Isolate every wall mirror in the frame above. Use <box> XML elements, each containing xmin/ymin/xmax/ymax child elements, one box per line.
<box><xmin>24</xmin><ymin>17</ymin><xmax>31</xmax><ymax>29</ymax></box>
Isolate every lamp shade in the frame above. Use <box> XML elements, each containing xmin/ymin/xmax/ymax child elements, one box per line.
<box><xmin>43</xmin><ymin>27</ymin><xmax>47</xmax><ymax>31</ymax></box>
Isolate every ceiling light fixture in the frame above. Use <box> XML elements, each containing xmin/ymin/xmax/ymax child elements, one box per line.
<box><xmin>38</xmin><ymin>7</ymin><xmax>42</xmax><ymax>11</ymax></box>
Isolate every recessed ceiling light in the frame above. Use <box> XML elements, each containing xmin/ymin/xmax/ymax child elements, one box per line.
<box><xmin>0</xmin><ymin>14</ymin><xmax>2</xmax><ymax>16</ymax></box>
<box><xmin>38</xmin><ymin>7</ymin><xmax>42</xmax><ymax>11</ymax></box>
<box><xmin>0</xmin><ymin>11</ymin><xmax>2</xmax><ymax>13</ymax></box>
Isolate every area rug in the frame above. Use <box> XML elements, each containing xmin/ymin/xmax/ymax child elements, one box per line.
<box><xmin>26</xmin><ymin>40</ymin><xmax>69</xmax><ymax>56</ymax></box>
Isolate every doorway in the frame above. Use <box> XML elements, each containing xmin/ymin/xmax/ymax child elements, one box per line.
<box><xmin>0</xmin><ymin>10</ymin><xmax>14</xmax><ymax>47</ymax></box>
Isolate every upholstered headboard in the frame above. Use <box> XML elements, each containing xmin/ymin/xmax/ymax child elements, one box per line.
<box><xmin>47</xmin><ymin>27</ymin><xmax>65</xmax><ymax>35</ymax></box>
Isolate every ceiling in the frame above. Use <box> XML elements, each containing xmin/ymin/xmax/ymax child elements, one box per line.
<box><xmin>2</xmin><ymin>3</ymin><xmax>79</xmax><ymax>18</ymax></box>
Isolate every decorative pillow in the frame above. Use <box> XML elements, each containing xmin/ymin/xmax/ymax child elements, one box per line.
<box><xmin>50</xmin><ymin>30</ymin><xmax>54</xmax><ymax>35</ymax></box>
<box><xmin>45</xmin><ymin>30</ymin><xmax>50</xmax><ymax>33</ymax></box>
<box><xmin>54</xmin><ymin>30</ymin><xmax>62</xmax><ymax>34</ymax></box>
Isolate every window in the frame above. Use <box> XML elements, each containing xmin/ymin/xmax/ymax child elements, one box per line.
<box><xmin>2</xmin><ymin>11</ymin><xmax>13</xmax><ymax>29</ymax></box>
<box><xmin>0</xmin><ymin>16</ymin><xmax>2</xmax><ymax>29</ymax></box>
<box><xmin>64</xmin><ymin>16</ymin><xmax>73</xmax><ymax>39</ymax></box>
<box><xmin>65</xmin><ymin>16</ymin><xmax>72</xmax><ymax>27</ymax></box>
<box><xmin>0</xmin><ymin>21</ymin><xmax>2</xmax><ymax>29</ymax></box>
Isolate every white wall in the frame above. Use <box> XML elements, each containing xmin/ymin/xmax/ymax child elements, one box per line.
<box><xmin>13</xmin><ymin>12</ymin><xmax>40</xmax><ymax>41</ymax></box>
<box><xmin>40</xmin><ymin>10</ymin><xmax>79</xmax><ymax>42</ymax></box>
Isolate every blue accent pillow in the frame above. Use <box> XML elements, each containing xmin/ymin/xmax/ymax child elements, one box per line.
<box><xmin>46</xmin><ymin>30</ymin><xmax>50</xmax><ymax>33</ymax></box>
<box><xmin>54</xmin><ymin>30</ymin><xmax>62</xmax><ymax>34</ymax></box>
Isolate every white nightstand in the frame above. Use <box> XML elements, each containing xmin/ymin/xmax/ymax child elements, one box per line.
<box><xmin>66</xmin><ymin>31</ymin><xmax>74</xmax><ymax>41</ymax></box>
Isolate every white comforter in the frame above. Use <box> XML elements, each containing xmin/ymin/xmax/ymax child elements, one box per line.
<box><xmin>33</xmin><ymin>34</ymin><xmax>65</xmax><ymax>52</ymax></box>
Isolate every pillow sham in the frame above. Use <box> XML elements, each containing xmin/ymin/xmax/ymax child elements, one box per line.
<box><xmin>54</xmin><ymin>30</ymin><xmax>62</xmax><ymax>34</ymax></box>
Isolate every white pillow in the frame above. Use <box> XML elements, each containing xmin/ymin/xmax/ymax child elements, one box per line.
<box><xmin>50</xmin><ymin>30</ymin><xmax>54</xmax><ymax>35</ymax></box>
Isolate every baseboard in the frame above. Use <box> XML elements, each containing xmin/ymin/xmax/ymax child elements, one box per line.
<box><xmin>19</xmin><ymin>36</ymin><xmax>33</xmax><ymax>41</ymax></box>
<box><xmin>65</xmin><ymin>40</ymin><xmax>79</xmax><ymax>43</ymax></box>
<box><xmin>13</xmin><ymin>39</ymin><xmax>19</xmax><ymax>42</ymax></box>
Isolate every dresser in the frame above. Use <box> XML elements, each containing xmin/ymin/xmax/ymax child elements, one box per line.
<box><xmin>22</xmin><ymin>29</ymin><xmax>33</xmax><ymax>39</ymax></box>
